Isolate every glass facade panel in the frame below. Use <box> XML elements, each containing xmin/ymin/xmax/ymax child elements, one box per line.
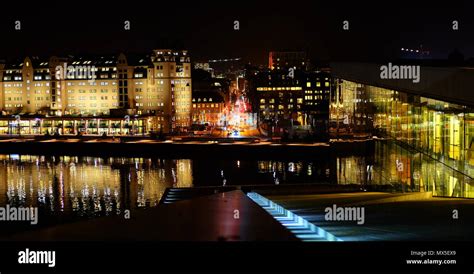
<box><xmin>331</xmin><ymin>80</ymin><xmax>474</xmax><ymax>198</ymax></box>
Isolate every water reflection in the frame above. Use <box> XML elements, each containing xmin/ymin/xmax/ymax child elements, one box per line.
<box><xmin>335</xmin><ymin>140</ymin><xmax>474</xmax><ymax>198</ymax></box>
<box><xmin>0</xmin><ymin>156</ymin><xmax>193</xmax><ymax>217</ymax></box>
<box><xmin>0</xmin><ymin>140</ymin><xmax>472</xmax><ymax>221</ymax></box>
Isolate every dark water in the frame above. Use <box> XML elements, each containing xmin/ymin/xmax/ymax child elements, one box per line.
<box><xmin>0</xmin><ymin>140</ymin><xmax>472</xmax><ymax>222</ymax></box>
<box><xmin>0</xmin><ymin>156</ymin><xmax>331</xmax><ymax>218</ymax></box>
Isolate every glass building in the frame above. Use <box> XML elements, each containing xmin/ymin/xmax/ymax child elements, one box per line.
<box><xmin>330</xmin><ymin>79</ymin><xmax>474</xmax><ymax>198</ymax></box>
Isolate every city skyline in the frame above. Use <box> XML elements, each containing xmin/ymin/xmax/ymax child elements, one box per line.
<box><xmin>0</xmin><ymin>2</ymin><xmax>473</xmax><ymax>273</ymax></box>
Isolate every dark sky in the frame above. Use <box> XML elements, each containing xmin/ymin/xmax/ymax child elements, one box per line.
<box><xmin>0</xmin><ymin>0</ymin><xmax>473</xmax><ymax>65</ymax></box>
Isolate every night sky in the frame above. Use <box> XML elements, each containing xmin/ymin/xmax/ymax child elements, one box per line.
<box><xmin>0</xmin><ymin>0</ymin><xmax>473</xmax><ymax>64</ymax></box>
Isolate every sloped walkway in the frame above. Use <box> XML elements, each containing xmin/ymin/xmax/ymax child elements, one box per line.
<box><xmin>5</xmin><ymin>190</ymin><xmax>298</xmax><ymax>241</ymax></box>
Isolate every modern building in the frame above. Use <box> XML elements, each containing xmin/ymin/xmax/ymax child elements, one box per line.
<box><xmin>0</xmin><ymin>49</ymin><xmax>192</xmax><ymax>134</ymax></box>
<box><xmin>250</xmin><ymin>69</ymin><xmax>304</xmax><ymax>124</ymax></box>
<box><xmin>330</xmin><ymin>62</ymin><xmax>474</xmax><ymax>198</ymax></box>
<box><xmin>247</xmin><ymin>68</ymin><xmax>331</xmax><ymax>138</ymax></box>
<box><xmin>302</xmin><ymin>71</ymin><xmax>332</xmax><ymax>137</ymax></box>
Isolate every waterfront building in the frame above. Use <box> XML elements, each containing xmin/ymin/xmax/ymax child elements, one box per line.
<box><xmin>331</xmin><ymin>62</ymin><xmax>474</xmax><ymax>197</ymax></box>
<box><xmin>247</xmin><ymin>68</ymin><xmax>331</xmax><ymax>138</ymax></box>
<box><xmin>0</xmin><ymin>49</ymin><xmax>192</xmax><ymax>134</ymax></box>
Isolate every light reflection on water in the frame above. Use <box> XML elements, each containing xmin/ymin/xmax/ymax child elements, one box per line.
<box><xmin>0</xmin><ymin>140</ymin><xmax>472</xmax><ymax>220</ymax></box>
<box><xmin>337</xmin><ymin>140</ymin><xmax>474</xmax><ymax>198</ymax></box>
<box><xmin>0</xmin><ymin>156</ymin><xmax>193</xmax><ymax>217</ymax></box>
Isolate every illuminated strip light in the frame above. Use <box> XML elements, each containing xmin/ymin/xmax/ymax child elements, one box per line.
<box><xmin>247</xmin><ymin>192</ymin><xmax>342</xmax><ymax>242</ymax></box>
<box><xmin>209</xmin><ymin>58</ymin><xmax>241</xmax><ymax>63</ymax></box>
<box><xmin>256</xmin><ymin>87</ymin><xmax>302</xmax><ymax>91</ymax></box>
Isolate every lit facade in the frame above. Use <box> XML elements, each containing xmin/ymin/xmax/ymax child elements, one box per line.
<box><xmin>331</xmin><ymin>79</ymin><xmax>474</xmax><ymax>197</ymax></box>
<box><xmin>191</xmin><ymin>92</ymin><xmax>225</xmax><ymax>126</ymax></box>
<box><xmin>302</xmin><ymin>71</ymin><xmax>332</xmax><ymax>136</ymax></box>
<box><xmin>0</xmin><ymin>49</ymin><xmax>192</xmax><ymax>134</ymax></box>
<box><xmin>249</xmin><ymin>69</ymin><xmax>331</xmax><ymax>135</ymax></box>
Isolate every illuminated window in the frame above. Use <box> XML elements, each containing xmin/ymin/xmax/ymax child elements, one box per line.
<box><xmin>306</xmin><ymin>82</ymin><xmax>311</xmax><ymax>87</ymax></box>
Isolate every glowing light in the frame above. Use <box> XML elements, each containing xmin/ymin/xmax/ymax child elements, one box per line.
<box><xmin>247</xmin><ymin>192</ymin><xmax>342</xmax><ymax>242</ymax></box>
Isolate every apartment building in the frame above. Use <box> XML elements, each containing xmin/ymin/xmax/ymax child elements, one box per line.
<box><xmin>0</xmin><ymin>49</ymin><xmax>192</xmax><ymax>134</ymax></box>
